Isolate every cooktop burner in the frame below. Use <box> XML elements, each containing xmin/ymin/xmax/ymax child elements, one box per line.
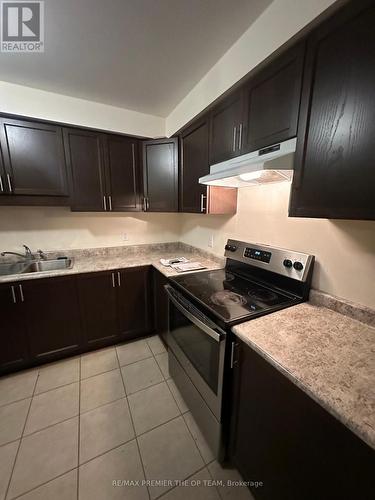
<box><xmin>171</xmin><ymin>268</ymin><xmax>297</xmax><ymax>324</ymax></box>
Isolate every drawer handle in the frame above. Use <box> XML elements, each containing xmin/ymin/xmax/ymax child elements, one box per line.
<box><xmin>18</xmin><ymin>284</ymin><xmax>24</xmax><ymax>302</ymax></box>
<box><xmin>7</xmin><ymin>174</ymin><xmax>12</xmax><ymax>192</ymax></box>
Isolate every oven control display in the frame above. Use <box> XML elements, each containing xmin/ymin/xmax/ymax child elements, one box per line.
<box><xmin>244</xmin><ymin>247</ymin><xmax>272</xmax><ymax>263</ymax></box>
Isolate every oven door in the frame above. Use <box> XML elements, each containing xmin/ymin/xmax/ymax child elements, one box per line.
<box><xmin>165</xmin><ymin>284</ymin><xmax>226</xmax><ymax>420</ymax></box>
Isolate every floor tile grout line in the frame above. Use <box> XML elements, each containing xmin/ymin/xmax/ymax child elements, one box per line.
<box><xmin>154</xmin><ymin>462</ymin><xmax>210</xmax><ymax>500</ymax></box>
<box><xmin>8</xmin><ymin>467</ymin><xmax>78</xmax><ymax>500</ymax></box>
<box><xmin>77</xmin><ymin>356</ymin><xmax>81</xmax><ymax>500</ymax></box>
<box><xmin>4</xmin><ymin>370</ymin><xmax>39</xmax><ymax>500</ymax></box>
<box><xmin>22</xmin><ymin>413</ymin><xmax>80</xmax><ymax>440</ymax></box>
<box><xmin>115</xmin><ymin>346</ymin><xmax>151</xmax><ymax>500</ymax></box>
<box><xmin>181</xmin><ymin>411</ymin><xmax>211</xmax><ymax>466</ymax></box>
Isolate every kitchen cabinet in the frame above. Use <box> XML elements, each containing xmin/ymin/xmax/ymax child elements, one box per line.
<box><xmin>22</xmin><ymin>276</ymin><xmax>83</xmax><ymax>361</ymax></box>
<box><xmin>64</xmin><ymin>128</ymin><xmax>106</xmax><ymax>211</ymax></box>
<box><xmin>78</xmin><ymin>266</ymin><xmax>153</xmax><ymax>348</ymax></box>
<box><xmin>152</xmin><ymin>268</ymin><xmax>169</xmax><ymax>346</ymax></box>
<box><xmin>0</xmin><ymin>283</ymin><xmax>30</xmax><ymax>372</ymax></box>
<box><xmin>104</xmin><ymin>134</ymin><xmax>140</xmax><ymax>212</ymax></box>
<box><xmin>180</xmin><ymin>116</ymin><xmax>237</xmax><ymax>214</ymax></box>
<box><xmin>289</xmin><ymin>0</ymin><xmax>375</xmax><ymax>220</ymax></box>
<box><xmin>64</xmin><ymin>128</ymin><xmax>141</xmax><ymax>212</ymax></box>
<box><xmin>78</xmin><ymin>271</ymin><xmax>120</xmax><ymax>348</ymax></box>
<box><xmin>0</xmin><ymin>143</ymin><xmax>7</xmax><ymax>196</ymax></box>
<box><xmin>117</xmin><ymin>266</ymin><xmax>153</xmax><ymax>339</ymax></box>
<box><xmin>142</xmin><ymin>138</ymin><xmax>178</xmax><ymax>212</ymax></box>
<box><xmin>241</xmin><ymin>42</ymin><xmax>304</xmax><ymax>153</ymax></box>
<box><xmin>209</xmin><ymin>92</ymin><xmax>243</xmax><ymax>164</ymax></box>
<box><xmin>0</xmin><ymin>117</ymin><xmax>69</xmax><ymax>201</ymax></box>
<box><xmin>230</xmin><ymin>340</ymin><xmax>375</xmax><ymax>500</ymax></box>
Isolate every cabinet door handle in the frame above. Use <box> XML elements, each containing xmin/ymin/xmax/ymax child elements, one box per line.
<box><xmin>230</xmin><ymin>341</ymin><xmax>239</xmax><ymax>368</ymax></box>
<box><xmin>200</xmin><ymin>193</ymin><xmax>207</xmax><ymax>213</ymax></box>
<box><xmin>11</xmin><ymin>286</ymin><xmax>16</xmax><ymax>304</ymax></box>
<box><xmin>108</xmin><ymin>195</ymin><xmax>112</xmax><ymax>211</ymax></box>
<box><xmin>143</xmin><ymin>197</ymin><xmax>147</xmax><ymax>211</ymax></box>
<box><xmin>103</xmin><ymin>196</ymin><xmax>107</xmax><ymax>211</ymax></box>
<box><xmin>238</xmin><ymin>123</ymin><xmax>243</xmax><ymax>150</ymax></box>
<box><xmin>0</xmin><ymin>175</ymin><xmax>4</xmax><ymax>192</ymax></box>
<box><xmin>232</xmin><ymin>126</ymin><xmax>237</xmax><ymax>152</ymax></box>
<box><xmin>18</xmin><ymin>284</ymin><xmax>24</xmax><ymax>302</ymax></box>
<box><xmin>111</xmin><ymin>273</ymin><xmax>116</xmax><ymax>287</ymax></box>
<box><xmin>117</xmin><ymin>271</ymin><xmax>121</xmax><ymax>287</ymax></box>
<box><xmin>131</xmin><ymin>143</ymin><xmax>135</xmax><ymax>169</ymax></box>
<box><xmin>7</xmin><ymin>174</ymin><xmax>12</xmax><ymax>192</ymax></box>
<box><xmin>146</xmin><ymin>197</ymin><xmax>150</xmax><ymax>210</ymax></box>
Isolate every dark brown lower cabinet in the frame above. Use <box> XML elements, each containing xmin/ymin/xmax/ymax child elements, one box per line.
<box><xmin>117</xmin><ymin>266</ymin><xmax>153</xmax><ymax>339</ymax></box>
<box><xmin>77</xmin><ymin>271</ymin><xmax>120</xmax><ymax>348</ymax></box>
<box><xmin>22</xmin><ymin>276</ymin><xmax>83</xmax><ymax>361</ymax></box>
<box><xmin>230</xmin><ymin>340</ymin><xmax>375</xmax><ymax>500</ymax></box>
<box><xmin>0</xmin><ymin>283</ymin><xmax>30</xmax><ymax>371</ymax></box>
<box><xmin>152</xmin><ymin>269</ymin><xmax>169</xmax><ymax>346</ymax></box>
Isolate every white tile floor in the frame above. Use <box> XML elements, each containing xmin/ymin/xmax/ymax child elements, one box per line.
<box><xmin>0</xmin><ymin>335</ymin><xmax>254</xmax><ymax>500</ymax></box>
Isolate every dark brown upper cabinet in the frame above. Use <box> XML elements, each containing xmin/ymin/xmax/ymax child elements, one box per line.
<box><xmin>64</xmin><ymin>128</ymin><xmax>141</xmax><ymax>212</ymax></box>
<box><xmin>289</xmin><ymin>0</ymin><xmax>375</xmax><ymax>220</ymax></box>
<box><xmin>64</xmin><ymin>128</ymin><xmax>107</xmax><ymax>211</ymax></box>
<box><xmin>0</xmin><ymin>117</ymin><xmax>68</xmax><ymax>197</ymax></box>
<box><xmin>180</xmin><ymin>116</ymin><xmax>237</xmax><ymax>214</ymax></box>
<box><xmin>209</xmin><ymin>92</ymin><xmax>243</xmax><ymax>164</ymax></box>
<box><xmin>0</xmin><ymin>143</ymin><xmax>7</xmax><ymax>196</ymax></box>
<box><xmin>104</xmin><ymin>134</ymin><xmax>140</xmax><ymax>212</ymax></box>
<box><xmin>142</xmin><ymin>138</ymin><xmax>178</xmax><ymax>212</ymax></box>
<box><xmin>241</xmin><ymin>42</ymin><xmax>305</xmax><ymax>154</ymax></box>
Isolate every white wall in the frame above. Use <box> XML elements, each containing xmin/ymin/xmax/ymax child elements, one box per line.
<box><xmin>0</xmin><ymin>81</ymin><xmax>165</xmax><ymax>138</ymax></box>
<box><xmin>0</xmin><ymin>207</ymin><xmax>180</xmax><ymax>251</ymax></box>
<box><xmin>166</xmin><ymin>0</ymin><xmax>337</xmax><ymax>135</ymax></box>
<box><xmin>179</xmin><ymin>184</ymin><xmax>375</xmax><ymax>309</ymax></box>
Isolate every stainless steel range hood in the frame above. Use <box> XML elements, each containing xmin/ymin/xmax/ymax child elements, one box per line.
<box><xmin>199</xmin><ymin>138</ymin><xmax>296</xmax><ymax>187</ymax></box>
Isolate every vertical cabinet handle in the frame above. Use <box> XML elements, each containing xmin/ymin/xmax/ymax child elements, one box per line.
<box><xmin>230</xmin><ymin>341</ymin><xmax>239</xmax><ymax>368</ymax></box>
<box><xmin>18</xmin><ymin>284</ymin><xmax>24</xmax><ymax>302</ymax></box>
<box><xmin>232</xmin><ymin>126</ymin><xmax>237</xmax><ymax>152</ymax></box>
<box><xmin>108</xmin><ymin>195</ymin><xmax>112</xmax><ymax>211</ymax></box>
<box><xmin>146</xmin><ymin>198</ymin><xmax>150</xmax><ymax>211</ymax></box>
<box><xmin>131</xmin><ymin>143</ymin><xmax>135</xmax><ymax>169</ymax></box>
<box><xmin>11</xmin><ymin>286</ymin><xmax>16</xmax><ymax>304</ymax></box>
<box><xmin>117</xmin><ymin>271</ymin><xmax>121</xmax><ymax>287</ymax></box>
<box><xmin>7</xmin><ymin>174</ymin><xmax>13</xmax><ymax>192</ymax></box>
<box><xmin>238</xmin><ymin>123</ymin><xmax>243</xmax><ymax>150</ymax></box>
<box><xmin>103</xmin><ymin>196</ymin><xmax>107</xmax><ymax>211</ymax></box>
<box><xmin>111</xmin><ymin>273</ymin><xmax>115</xmax><ymax>288</ymax></box>
<box><xmin>200</xmin><ymin>193</ymin><xmax>207</xmax><ymax>213</ymax></box>
<box><xmin>143</xmin><ymin>197</ymin><xmax>147</xmax><ymax>212</ymax></box>
<box><xmin>0</xmin><ymin>175</ymin><xmax>4</xmax><ymax>192</ymax></box>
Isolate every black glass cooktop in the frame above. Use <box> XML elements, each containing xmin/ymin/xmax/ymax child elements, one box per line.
<box><xmin>171</xmin><ymin>268</ymin><xmax>297</xmax><ymax>324</ymax></box>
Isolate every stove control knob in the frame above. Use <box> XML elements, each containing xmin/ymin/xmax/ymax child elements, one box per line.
<box><xmin>293</xmin><ymin>261</ymin><xmax>304</xmax><ymax>271</ymax></box>
<box><xmin>283</xmin><ymin>259</ymin><xmax>293</xmax><ymax>268</ymax></box>
<box><xmin>225</xmin><ymin>244</ymin><xmax>237</xmax><ymax>252</ymax></box>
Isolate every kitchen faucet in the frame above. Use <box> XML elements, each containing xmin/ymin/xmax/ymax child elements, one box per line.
<box><xmin>1</xmin><ymin>244</ymin><xmax>35</xmax><ymax>260</ymax></box>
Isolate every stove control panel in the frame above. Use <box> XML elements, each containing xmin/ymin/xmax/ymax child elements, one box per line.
<box><xmin>224</xmin><ymin>239</ymin><xmax>314</xmax><ymax>282</ymax></box>
<box><xmin>244</xmin><ymin>247</ymin><xmax>272</xmax><ymax>263</ymax></box>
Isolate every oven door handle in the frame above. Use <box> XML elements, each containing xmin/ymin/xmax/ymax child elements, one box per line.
<box><xmin>165</xmin><ymin>285</ymin><xmax>224</xmax><ymax>343</ymax></box>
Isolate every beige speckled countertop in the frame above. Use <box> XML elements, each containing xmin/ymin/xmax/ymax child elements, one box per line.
<box><xmin>0</xmin><ymin>242</ymin><xmax>224</xmax><ymax>283</ymax></box>
<box><xmin>233</xmin><ymin>298</ymin><xmax>375</xmax><ymax>450</ymax></box>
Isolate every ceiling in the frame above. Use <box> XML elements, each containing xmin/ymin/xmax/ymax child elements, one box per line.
<box><xmin>0</xmin><ymin>0</ymin><xmax>272</xmax><ymax>117</ymax></box>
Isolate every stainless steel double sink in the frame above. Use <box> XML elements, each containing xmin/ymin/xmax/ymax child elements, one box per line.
<box><xmin>0</xmin><ymin>258</ymin><xmax>74</xmax><ymax>277</ymax></box>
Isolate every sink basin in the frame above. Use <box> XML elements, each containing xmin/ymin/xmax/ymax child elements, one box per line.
<box><xmin>0</xmin><ymin>261</ymin><xmax>29</xmax><ymax>276</ymax></box>
<box><xmin>0</xmin><ymin>258</ymin><xmax>73</xmax><ymax>276</ymax></box>
<box><xmin>23</xmin><ymin>258</ymin><xmax>74</xmax><ymax>273</ymax></box>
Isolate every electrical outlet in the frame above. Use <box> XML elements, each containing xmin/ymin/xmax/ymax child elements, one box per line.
<box><xmin>122</xmin><ymin>233</ymin><xmax>129</xmax><ymax>241</ymax></box>
<box><xmin>208</xmin><ymin>235</ymin><xmax>214</xmax><ymax>248</ymax></box>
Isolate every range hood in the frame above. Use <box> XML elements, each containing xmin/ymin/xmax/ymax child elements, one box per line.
<box><xmin>199</xmin><ymin>138</ymin><xmax>297</xmax><ymax>187</ymax></box>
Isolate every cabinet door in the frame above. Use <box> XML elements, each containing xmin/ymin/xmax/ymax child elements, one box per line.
<box><xmin>153</xmin><ymin>269</ymin><xmax>169</xmax><ymax>345</ymax></box>
<box><xmin>210</xmin><ymin>92</ymin><xmax>243</xmax><ymax>164</ymax></box>
<box><xmin>22</xmin><ymin>276</ymin><xmax>82</xmax><ymax>362</ymax></box>
<box><xmin>0</xmin><ymin>144</ymin><xmax>7</xmax><ymax>196</ymax></box>
<box><xmin>0</xmin><ymin>283</ymin><xmax>29</xmax><ymax>372</ymax></box>
<box><xmin>142</xmin><ymin>138</ymin><xmax>178</xmax><ymax>212</ymax></box>
<box><xmin>78</xmin><ymin>271</ymin><xmax>119</xmax><ymax>348</ymax></box>
<box><xmin>180</xmin><ymin>117</ymin><xmax>209</xmax><ymax>213</ymax></box>
<box><xmin>105</xmin><ymin>135</ymin><xmax>141</xmax><ymax>212</ymax></box>
<box><xmin>230</xmin><ymin>341</ymin><xmax>375</xmax><ymax>500</ymax></box>
<box><xmin>117</xmin><ymin>266</ymin><xmax>153</xmax><ymax>340</ymax></box>
<box><xmin>290</xmin><ymin>1</ymin><xmax>375</xmax><ymax>219</ymax></box>
<box><xmin>0</xmin><ymin>118</ymin><xmax>68</xmax><ymax>196</ymax></box>
<box><xmin>64</xmin><ymin>128</ymin><xmax>106</xmax><ymax>211</ymax></box>
<box><xmin>242</xmin><ymin>43</ymin><xmax>304</xmax><ymax>153</ymax></box>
